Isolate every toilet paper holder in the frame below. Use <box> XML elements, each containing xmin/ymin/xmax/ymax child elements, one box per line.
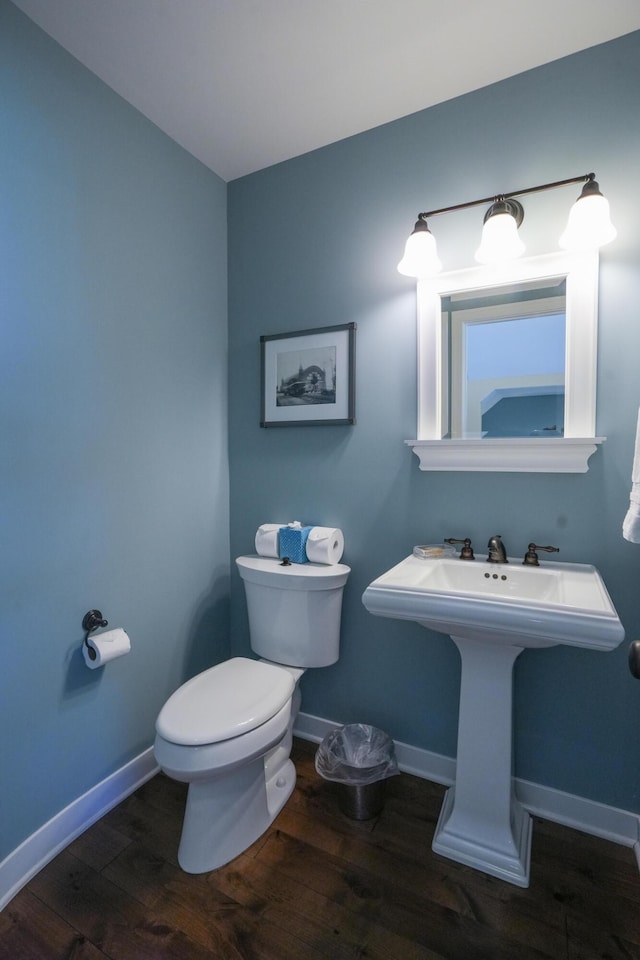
<box><xmin>82</xmin><ymin>609</ymin><xmax>109</xmax><ymax>661</ymax></box>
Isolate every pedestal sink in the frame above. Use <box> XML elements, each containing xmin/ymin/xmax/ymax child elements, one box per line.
<box><xmin>362</xmin><ymin>553</ymin><xmax>624</xmax><ymax>887</ymax></box>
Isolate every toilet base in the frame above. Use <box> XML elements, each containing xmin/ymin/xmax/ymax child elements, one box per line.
<box><xmin>177</xmin><ymin>755</ymin><xmax>296</xmax><ymax>873</ymax></box>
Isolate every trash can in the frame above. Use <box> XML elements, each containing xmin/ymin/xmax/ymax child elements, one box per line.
<box><xmin>315</xmin><ymin>724</ymin><xmax>399</xmax><ymax>820</ymax></box>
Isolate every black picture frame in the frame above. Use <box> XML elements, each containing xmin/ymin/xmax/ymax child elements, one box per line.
<box><xmin>260</xmin><ymin>323</ymin><xmax>356</xmax><ymax>427</ymax></box>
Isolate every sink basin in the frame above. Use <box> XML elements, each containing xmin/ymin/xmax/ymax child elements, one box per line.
<box><xmin>362</xmin><ymin>553</ymin><xmax>624</xmax><ymax>650</ymax></box>
<box><xmin>362</xmin><ymin>551</ymin><xmax>624</xmax><ymax>887</ymax></box>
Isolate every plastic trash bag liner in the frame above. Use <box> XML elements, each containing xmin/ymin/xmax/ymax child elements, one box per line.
<box><xmin>315</xmin><ymin>723</ymin><xmax>399</xmax><ymax>786</ymax></box>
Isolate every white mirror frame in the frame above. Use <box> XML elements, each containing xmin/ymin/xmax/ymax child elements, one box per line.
<box><xmin>406</xmin><ymin>250</ymin><xmax>605</xmax><ymax>472</ymax></box>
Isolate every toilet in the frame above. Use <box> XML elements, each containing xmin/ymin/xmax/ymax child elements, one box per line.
<box><xmin>154</xmin><ymin>554</ymin><xmax>350</xmax><ymax>873</ymax></box>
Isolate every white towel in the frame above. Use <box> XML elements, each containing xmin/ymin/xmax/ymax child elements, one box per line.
<box><xmin>623</xmin><ymin>407</ymin><xmax>640</xmax><ymax>543</ymax></box>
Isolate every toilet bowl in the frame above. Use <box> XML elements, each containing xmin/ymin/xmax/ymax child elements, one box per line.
<box><xmin>154</xmin><ymin>554</ymin><xmax>350</xmax><ymax>873</ymax></box>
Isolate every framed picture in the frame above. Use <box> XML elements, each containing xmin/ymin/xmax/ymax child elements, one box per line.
<box><xmin>260</xmin><ymin>323</ymin><xmax>356</xmax><ymax>427</ymax></box>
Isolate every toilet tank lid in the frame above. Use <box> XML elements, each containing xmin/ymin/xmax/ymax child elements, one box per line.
<box><xmin>155</xmin><ymin>657</ymin><xmax>295</xmax><ymax>746</ymax></box>
<box><xmin>236</xmin><ymin>555</ymin><xmax>350</xmax><ymax>590</ymax></box>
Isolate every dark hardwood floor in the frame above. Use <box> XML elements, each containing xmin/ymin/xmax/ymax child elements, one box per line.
<box><xmin>2</xmin><ymin>738</ymin><xmax>640</xmax><ymax>959</ymax></box>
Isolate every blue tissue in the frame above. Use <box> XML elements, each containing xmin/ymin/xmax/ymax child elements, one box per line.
<box><xmin>279</xmin><ymin>524</ymin><xmax>313</xmax><ymax>564</ymax></box>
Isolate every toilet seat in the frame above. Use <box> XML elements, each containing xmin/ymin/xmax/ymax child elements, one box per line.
<box><xmin>156</xmin><ymin>657</ymin><xmax>295</xmax><ymax>746</ymax></box>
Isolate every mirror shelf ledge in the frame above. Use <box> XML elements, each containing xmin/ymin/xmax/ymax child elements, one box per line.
<box><xmin>406</xmin><ymin>437</ymin><xmax>605</xmax><ymax>473</ymax></box>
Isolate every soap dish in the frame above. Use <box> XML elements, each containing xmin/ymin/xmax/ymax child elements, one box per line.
<box><xmin>413</xmin><ymin>543</ymin><xmax>456</xmax><ymax>560</ymax></box>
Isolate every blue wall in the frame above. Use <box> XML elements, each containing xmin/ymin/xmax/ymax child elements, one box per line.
<box><xmin>1</xmin><ymin>2</ymin><xmax>229</xmax><ymax>860</ymax></box>
<box><xmin>229</xmin><ymin>31</ymin><xmax>640</xmax><ymax>812</ymax></box>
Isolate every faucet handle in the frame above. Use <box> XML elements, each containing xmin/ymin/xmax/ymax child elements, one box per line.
<box><xmin>444</xmin><ymin>537</ymin><xmax>475</xmax><ymax>560</ymax></box>
<box><xmin>523</xmin><ymin>543</ymin><xmax>560</xmax><ymax>566</ymax></box>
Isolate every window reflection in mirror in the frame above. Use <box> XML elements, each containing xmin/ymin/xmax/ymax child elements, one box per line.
<box><xmin>444</xmin><ymin>278</ymin><xmax>566</xmax><ymax>439</ymax></box>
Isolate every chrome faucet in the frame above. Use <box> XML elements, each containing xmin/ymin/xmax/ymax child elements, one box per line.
<box><xmin>487</xmin><ymin>535</ymin><xmax>508</xmax><ymax>564</ymax></box>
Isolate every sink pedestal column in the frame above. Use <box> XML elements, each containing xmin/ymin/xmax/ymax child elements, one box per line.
<box><xmin>432</xmin><ymin>635</ymin><xmax>531</xmax><ymax>887</ymax></box>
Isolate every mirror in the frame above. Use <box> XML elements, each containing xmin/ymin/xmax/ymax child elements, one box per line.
<box><xmin>446</xmin><ymin>277</ymin><xmax>566</xmax><ymax>438</ymax></box>
<box><xmin>408</xmin><ymin>251</ymin><xmax>604</xmax><ymax>472</ymax></box>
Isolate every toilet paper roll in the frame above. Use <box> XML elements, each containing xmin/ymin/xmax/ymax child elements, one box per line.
<box><xmin>254</xmin><ymin>523</ymin><xmax>285</xmax><ymax>558</ymax></box>
<box><xmin>83</xmin><ymin>628</ymin><xmax>131</xmax><ymax>669</ymax></box>
<box><xmin>305</xmin><ymin>527</ymin><xmax>345</xmax><ymax>564</ymax></box>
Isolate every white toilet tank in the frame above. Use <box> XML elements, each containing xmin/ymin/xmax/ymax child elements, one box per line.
<box><xmin>235</xmin><ymin>556</ymin><xmax>350</xmax><ymax>667</ymax></box>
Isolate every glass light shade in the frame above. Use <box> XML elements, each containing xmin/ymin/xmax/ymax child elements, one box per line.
<box><xmin>475</xmin><ymin>209</ymin><xmax>525</xmax><ymax>264</ymax></box>
<box><xmin>397</xmin><ymin>222</ymin><xmax>442</xmax><ymax>278</ymax></box>
<box><xmin>559</xmin><ymin>187</ymin><xmax>616</xmax><ymax>250</ymax></box>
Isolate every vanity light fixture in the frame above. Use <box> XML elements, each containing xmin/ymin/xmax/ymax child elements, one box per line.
<box><xmin>559</xmin><ymin>177</ymin><xmax>617</xmax><ymax>251</ymax></box>
<box><xmin>475</xmin><ymin>198</ymin><xmax>525</xmax><ymax>264</ymax></box>
<box><xmin>397</xmin><ymin>218</ymin><xmax>442</xmax><ymax>277</ymax></box>
<box><xmin>398</xmin><ymin>172</ymin><xmax>616</xmax><ymax>278</ymax></box>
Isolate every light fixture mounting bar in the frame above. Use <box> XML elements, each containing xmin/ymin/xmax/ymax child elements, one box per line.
<box><xmin>417</xmin><ymin>172</ymin><xmax>595</xmax><ymax>221</ymax></box>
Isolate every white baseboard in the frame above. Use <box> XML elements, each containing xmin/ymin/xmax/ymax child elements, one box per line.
<box><xmin>3</xmin><ymin>713</ymin><xmax>638</xmax><ymax>912</ymax></box>
<box><xmin>294</xmin><ymin>711</ymin><xmax>640</xmax><ymax>849</ymax></box>
<box><xmin>515</xmin><ymin>778</ymin><xmax>639</xmax><ymax>848</ymax></box>
<box><xmin>0</xmin><ymin>748</ymin><xmax>158</xmax><ymax>912</ymax></box>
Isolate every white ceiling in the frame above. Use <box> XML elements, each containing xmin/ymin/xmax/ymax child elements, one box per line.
<box><xmin>11</xmin><ymin>0</ymin><xmax>640</xmax><ymax>182</ymax></box>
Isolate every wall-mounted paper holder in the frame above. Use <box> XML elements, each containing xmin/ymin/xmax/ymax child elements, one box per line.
<box><xmin>82</xmin><ymin>609</ymin><xmax>109</xmax><ymax>661</ymax></box>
